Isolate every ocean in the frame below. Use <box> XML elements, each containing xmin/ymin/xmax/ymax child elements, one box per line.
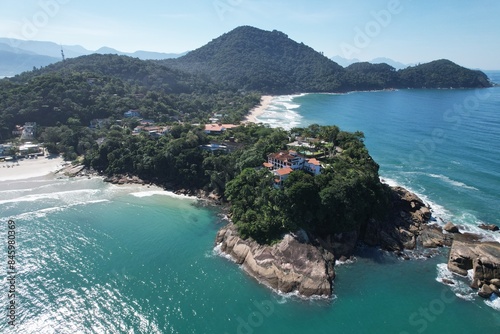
<box><xmin>1</xmin><ymin>73</ymin><xmax>500</xmax><ymax>333</ymax></box>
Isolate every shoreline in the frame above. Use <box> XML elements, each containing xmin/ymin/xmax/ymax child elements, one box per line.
<box><xmin>0</xmin><ymin>155</ymin><xmax>66</xmax><ymax>182</ymax></box>
<box><xmin>243</xmin><ymin>95</ymin><xmax>274</xmax><ymax>123</ymax></box>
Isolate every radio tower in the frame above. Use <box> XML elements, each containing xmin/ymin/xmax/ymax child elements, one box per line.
<box><xmin>61</xmin><ymin>46</ymin><xmax>65</xmax><ymax>62</ymax></box>
<box><xmin>60</xmin><ymin>46</ymin><xmax>67</xmax><ymax>83</ymax></box>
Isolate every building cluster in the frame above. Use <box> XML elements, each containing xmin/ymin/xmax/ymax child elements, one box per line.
<box><xmin>264</xmin><ymin>150</ymin><xmax>322</xmax><ymax>187</ymax></box>
<box><xmin>12</xmin><ymin>122</ymin><xmax>37</xmax><ymax>140</ymax></box>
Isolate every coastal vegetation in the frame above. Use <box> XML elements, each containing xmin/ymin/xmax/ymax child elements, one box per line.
<box><xmin>0</xmin><ymin>25</ymin><xmax>491</xmax><ymax>245</ymax></box>
<box><xmin>225</xmin><ymin>126</ymin><xmax>390</xmax><ymax>243</ymax></box>
<box><xmin>80</xmin><ymin>121</ymin><xmax>391</xmax><ymax>244</ymax></box>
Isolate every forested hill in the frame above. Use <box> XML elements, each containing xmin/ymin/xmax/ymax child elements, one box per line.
<box><xmin>11</xmin><ymin>54</ymin><xmax>218</xmax><ymax>94</ymax></box>
<box><xmin>0</xmin><ymin>54</ymin><xmax>261</xmax><ymax>141</ymax></box>
<box><xmin>163</xmin><ymin>26</ymin><xmax>345</xmax><ymax>94</ymax></box>
<box><xmin>163</xmin><ymin>26</ymin><xmax>491</xmax><ymax>93</ymax></box>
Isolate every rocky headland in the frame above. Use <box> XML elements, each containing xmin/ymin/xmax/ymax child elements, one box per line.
<box><xmin>215</xmin><ymin>186</ymin><xmax>500</xmax><ymax>298</ymax></box>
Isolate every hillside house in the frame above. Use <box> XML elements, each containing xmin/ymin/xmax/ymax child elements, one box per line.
<box><xmin>304</xmin><ymin>158</ymin><xmax>321</xmax><ymax>175</ymax></box>
<box><xmin>267</xmin><ymin>150</ymin><xmax>305</xmax><ymax>170</ymax></box>
<box><xmin>21</xmin><ymin>122</ymin><xmax>36</xmax><ymax>140</ymax></box>
<box><xmin>204</xmin><ymin>124</ymin><xmax>239</xmax><ymax>134</ymax></box>
<box><xmin>266</xmin><ymin>150</ymin><xmax>323</xmax><ymax>188</ymax></box>
<box><xmin>133</xmin><ymin>126</ymin><xmax>169</xmax><ymax>137</ymax></box>
<box><xmin>12</xmin><ymin>125</ymin><xmax>23</xmax><ymax>136</ymax></box>
<box><xmin>124</xmin><ymin>110</ymin><xmax>141</xmax><ymax>118</ymax></box>
<box><xmin>273</xmin><ymin>167</ymin><xmax>293</xmax><ymax>188</ymax></box>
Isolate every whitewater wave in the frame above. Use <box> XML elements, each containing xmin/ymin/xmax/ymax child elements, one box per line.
<box><xmin>0</xmin><ymin>189</ymin><xmax>101</xmax><ymax>205</ymax></box>
<box><xmin>380</xmin><ymin>176</ymin><xmax>500</xmax><ymax>243</ymax></box>
<box><xmin>12</xmin><ymin>199</ymin><xmax>110</xmax><ymax>220</ymax></box>
<box><xmin>435</xmin><ymin>263</ymin><xmax>476</xmax><ymax>301</ymax></box>
<box><xmin>485</xmin><ymin>294</ymin><xmax>500</xmax><ymax>311</ymax></box>
<box><xmin>381</xmin><ymin>176</ymin><xmax>452</xmax><ymax>221</ymax></box>
<box><xmin>212</xmin><ymin>243</ymin><xmax>236</xmax><ymax>262</ymax></box>
<box><xmin>129</xmin><ymin>190</ymin><xmax>196</xmax><ymax>200</ymax></box>
<box><xmin>427</xmin><ymin>173</ymin><xmax>479</xmax><ymax>191</ymax></box>
<box><xmin>256</xmin><ymin>95</ymin><xmax>304</xmax><ymax>130</ymax></box>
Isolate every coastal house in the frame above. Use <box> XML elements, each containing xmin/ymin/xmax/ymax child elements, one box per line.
<box><xmin>304</xmin><ymin>158</ymin><xmax>322</xmax><ymax>175</ymax></box>
<box><xmin>124</xmin><ymin>109</ymin><xmax>141</xmax><ymax>118</ymax></box>
<box><xmin>19</xmin><ymin>142</ymin><xmax>43</xmax><ymax>156</ymax></box>
<box><xmin>11</xmin><ymin>122</ymin><xmax>37</xmax><ymax>140</ymax></box>
<box><xmin>204</xmin><ymin>124</ymin><xmax>239</xmax><ymax>134</ymax></box>
<box><xmin>273</xmin><ymin>167</ymin><xmax>293</xmax><ymax>188</ymax></box>
<box><xmin>0</xmin><ymin>144</ymin><xmax>14</xmax><ymax>157</ymax></box>
<box><xmin>21</xmin><ymin>122</ymin><xmax>36</xmax><ymax>140</ymax></box>
<box><xmin>133</xmin><ymin>126</ymin><xmax>169</xmax><ymax>137</ymax></box>
<box><xmin>265</xmin><ymin>150</ymin><xmax>323</xmax><ymax>187</ymax></box>
<box><xmin>12</xmin><ymin>125</ymin><xmax>23</xmax><ymax>136</ymax></box>
<box><xmin>267</xmin><ymin>150</ymin><xmax>305</xmax><ymax>170</ymax></box>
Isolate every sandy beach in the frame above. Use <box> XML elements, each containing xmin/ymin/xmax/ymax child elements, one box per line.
<box><xmin>0</xmin><ymin>155</ymin><xmax>66</xmax><ymax>182</ymax></box>
<box><xmin>243</xmin><ymin>95</ymin><xmax>274</xmax><ymax>123</ymax></box>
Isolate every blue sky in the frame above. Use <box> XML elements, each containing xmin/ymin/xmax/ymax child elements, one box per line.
<box><xmin>1</xmin><ymin>0</ymin><xmax>499</xmax><ymax>69</ymax></box>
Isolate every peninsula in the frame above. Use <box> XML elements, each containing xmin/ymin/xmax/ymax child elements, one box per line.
<box><xmin>0</xmin><ymin>25</ymin><xmax>497</xmax><ymax>300</ymax></box>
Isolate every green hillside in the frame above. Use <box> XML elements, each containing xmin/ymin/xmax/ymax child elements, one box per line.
<box><xmin>163</xmin><ymin>26</ymin><xmax>345</xmax><ymax>94</ymax></box>
<box><xmin>164</xmin><ymin>26</ymin><xmax>491</xmax><ymax>93</ymax></box>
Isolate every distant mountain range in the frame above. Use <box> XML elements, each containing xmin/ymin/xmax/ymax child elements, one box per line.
<box><xmin>331</xmin><ymin>56</ymin><xmax>412</xmax><ymax>70</ymax></box>
<box><xmin>1</xmin><ymin>26</ymin><xmax>491</xmax><ymax>92</ymax></box>
<box><xmin>163</xmin><ymin>26</ymin><xmax>490</xmax><ymax>93</ymax></box>
<box><xmin>0</xmin><ymin>37</ymin><xmax>186</xmax><ymax>77</ymax></box>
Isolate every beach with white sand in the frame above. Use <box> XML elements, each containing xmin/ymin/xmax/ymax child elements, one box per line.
<box><xmin>243</xmin><ymin>95</ymin><xmax>273</xmax><ymax>123</ymax></box>
<box><xmin>0</xmin><ymin>155</ymin><xmax>66</xmax><ymax>182</ymax></box>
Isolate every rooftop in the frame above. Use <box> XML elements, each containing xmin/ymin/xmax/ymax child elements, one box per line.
<box><xmin>274</xmin><ymin>167</ymin><xmax>293</xmax><ymax>176</ymax></box>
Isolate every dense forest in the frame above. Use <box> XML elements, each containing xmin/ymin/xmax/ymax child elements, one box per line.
<box><xmin>82</xmin><ymin>122</ymin><xmax>391</xmax><ymax>244</ymax></box>
<box><xmin>0</xmin><ymin>54</ymin><xmax>260</xmax><ymax>143</ymax></box>
<box><xmin>225</xmin><ymin>125</ymin><xmax>390</xmax><ymax>243</ymax></box>
<box><xmin>164</xmin><ymin>26</ymin><xmax>491</xmax><ymax>93</ymax></box>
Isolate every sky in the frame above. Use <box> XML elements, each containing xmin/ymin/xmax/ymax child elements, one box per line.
<box><xmin>0</xmin><ymin>0</ymin><xmax>499</xmax><ymax>69</ymax></box>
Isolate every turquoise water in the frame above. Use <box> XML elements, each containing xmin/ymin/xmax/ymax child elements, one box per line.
<box><xmin>2</xmin><ymin>178</ymin><xmax>499</xmax><ymax>334</ymax></box>
<box><xmin>2</xmin><ymin>77</ymin><xmax>500</xmax><ymax>332</ymax></box>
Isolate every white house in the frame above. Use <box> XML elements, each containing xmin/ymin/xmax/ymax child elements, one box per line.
<box><xmin>21</xmin><ymin>122</ymin><xmax>36</xmax><ymax>140</ymax></box>
<box><xmin>265</xmin><ymin>150</ymin><xmax>323</xmax><ymax>188</ymax></box>
<box><xmin>305</xmin><ymin>158</ymin><xmax>322</xmax><ymax>175</ymax></box>
<box><xmin>124</xmin><ymin>110</ymin><xmax>141</xmax><ymax>118</ymax></box>
<box><xmin>19</xmin><ymin>142</ymin><xmax>42</xmax><ymax>156</ymax></box>
<box><xmin>267</xmin><ymin>150</ymin><xmax>305</xmax><ymax>171</ymax></box>
<box><xmin>273</xmin><ymin>167</ymin><xmax>293</xmax><ymax>188</ymax></box>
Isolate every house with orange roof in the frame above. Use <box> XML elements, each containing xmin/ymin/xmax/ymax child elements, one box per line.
<box><xmin>267</xmin><ymin>150</ymin><xmax>305</xmax><ymax>170</ymax></box>
<box><xmin>204</xmin><ymin>123</ymin><xmax>239</xmax><ymax>134</ymax></box>
<box><xmin>273</xmin><ymin>167</ymin><xmax>293</xmax><ymax>188</ymax></box>
<box><xmin>265</xmin><ymin>150</ymin><xmax>323</xmax><ymax>187</ymax></box>
<box><xmin>304</xmin><ymin>158</ymin><xmax>322</xmax><ymax>175</ymax></box>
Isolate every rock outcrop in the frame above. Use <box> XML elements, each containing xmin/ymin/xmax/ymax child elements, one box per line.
<box><xmin>478</xmin><ymin>223</ymin><xmax>500</xmax><ymax>232</ymax></box>
<box><xmin>448</xmin><ymin>240</ymin><xmax>500</xmax><ymax>298</ymax></box>
<box><xmin>215</xmin><ymin>223</ymin><xmax>335</xmax><ymax>297</ymax></box>
<box><xmin>103</xmin><ymin>174</ymin><xmax>145</xmax><ymax>185</ymax></box>
<box><xmin>215</xmin><ymin>185</ymin><xmax>500</xmax><ymax>298</ymax></box>
<box><xmin>443</xmin><ymin>222</ymin><xmax>460</xmax><ymax>234</ymax></box>
<box><xmin>362</xmin><ymin>186</ymin><xmax>451</xmax><ymax>252</ymax></box>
